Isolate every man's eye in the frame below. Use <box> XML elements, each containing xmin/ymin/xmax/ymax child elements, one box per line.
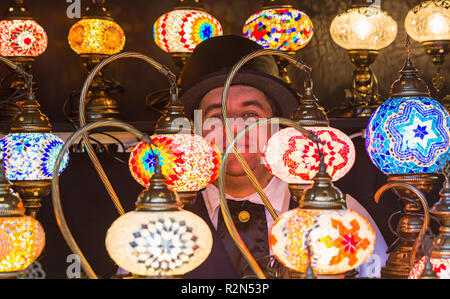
<box><xmin>243</xmin><ymin>112</ymin><xmax>258</xmax><ymax>118</ymax></box>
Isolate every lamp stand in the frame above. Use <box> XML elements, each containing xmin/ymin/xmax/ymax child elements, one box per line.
<box><xmin>378</xmin><ymin>173</ymin><xmax>438</xmax><ymax>279</ymax></box>
<box><xmin>422</xmin><ymin>40</ymin><xmax>450</xmax><ymax>93</ymax></box>
<box><xmin>11</xmin><ymin>180</ymin><xmax>51</xmax><ymax>218</ymax></box>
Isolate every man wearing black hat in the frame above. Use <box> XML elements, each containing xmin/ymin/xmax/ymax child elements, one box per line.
<box><xmin>179</xmin><ymin>35</ymin><xmax>388</xmax><ymax>279</ymax></box>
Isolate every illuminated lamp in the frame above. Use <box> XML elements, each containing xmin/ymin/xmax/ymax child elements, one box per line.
<box><xmin>0</xmin><ymin>157</ymin><xmax>45</xmax><ymax>279</ymax></box>
<box><xmin>0</xmin><ymin>0</ymin><xmax>48</xmax><ymax>120</ymax></box>
<box><xmin>129</xmin><ymin>134</ymin><xmax>221</xmax><ymax>205</ymax></box>
<box><xmin>243</xmin><ymin>0</ymin><xmax>313</xmax><ymax>84</ymax></box>
<box><xmin>405</xmin><ymin>0</ymin><xmax>450</xmax><ymax>94</ymax></box>
<box><xmin>67</xmin><ymin>0</ymin><xmax>126</xmax><ymax>122</ymax></box>
<box><xmin>330</xmin><ymin>0</ymin><xmax>397</xmax><ymax>117</ymax></box>
<box><xmin>366</xmin><ymin>48</ymin><xmax>450</xmax><ymax>278</ymax></box>
<box><xmin>0</xmin><ymin>57</ymin><xmax>69</xmax><ymax>218</ymax></box>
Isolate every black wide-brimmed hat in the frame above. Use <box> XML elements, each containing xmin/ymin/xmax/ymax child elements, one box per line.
<box><xmin>179</xmin><ymin>35</ymin><xmax>298</xmax><ymax>118</ymax></box>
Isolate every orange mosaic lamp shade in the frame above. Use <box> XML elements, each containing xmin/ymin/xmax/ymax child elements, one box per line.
<box><xmin>263</xmin><ymin>127</ymin><xmax>356</xmax><ymax>184</ymax></box>
<box><xmin>408</xmin><ymin>256</ymin><xmax>450</xmax><ymax>279</ymax></box>
<box><xmin>0</xmin><ymin>216</ymin><xmax>45</xmax><ymax>273</ymax></box>
<box><xmin>269</xmin><ymin>208</ymin><xmax>376</xmax><ymax>275</ymax></box>
<box><xmin>129</xmin><ymin>134</ymin><xmax>221</xmax><ymax>192</ymax></box>
<box><xmin>0</xmin><ymin>19</ymin><xmax>48</xmax><ymax>57</ymax></box>
<box><xmin>68</xmin><ymin>18</ymin><xmax>125</xmax><ymax>55</ymax></box>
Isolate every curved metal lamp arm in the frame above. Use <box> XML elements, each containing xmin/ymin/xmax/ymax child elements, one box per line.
<box><xmin>51</xmin><ymin>119</ymin><xmax>151</xmax><ymax>279</ymax></box>
<box><xmin>221</xmin><ymin>49</ymin><xmax>313</xmax><ymax>221</ymax></box>
<box><xmin>0</xmin><ymin>55</ymin><xmax>33</xmax><ymax>97</ymax></box>
<box><xmin>374</xmin><ymin>182</ymin><xmax>431</xmax><ymax>267</ymax></box>
<box><xmin>218</xmin><ymin>117</ymin><xmax>319</xmax><ymax>279</ymax></box>
<box><xmin>78</xmin><ymin>52</ymin><xmax>178</xmax><ymax>216</ymax></box>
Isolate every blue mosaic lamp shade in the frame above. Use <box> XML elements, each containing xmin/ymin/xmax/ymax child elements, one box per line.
<box><xmin>0</xmin><ymin>133</ymin><xmax>69</xmax><ymax>181</ymax></box>
<box><xmin>365</xmin><ymin>97</ymin><xmax>450</xmax><ymax>174</ymax></box>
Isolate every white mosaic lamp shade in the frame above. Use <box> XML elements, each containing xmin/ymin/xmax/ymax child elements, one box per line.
<box><xmin>263</xmin><ymin>127</ymin><xmax>356</xmax><ymax>184</ymax></box>
<box><xmin>0</xmin><ymin>19</ymin><xmax>48</xmax><ymax>57</ymax></box>
<box><xmin>106</xmin><ymin>210</ymin><xmax>213</xmax><ymax>277</ymax></box>
<box><xmin>269</xmin><ymin>208</ymin><xmax>376</xmax><ymax>275</ymax></box>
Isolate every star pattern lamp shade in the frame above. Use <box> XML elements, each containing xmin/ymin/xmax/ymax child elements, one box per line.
<box><xmin>409</xmin><ymin>256</ymin><xmax>450</xmax><ymax>279</ymax></box>
<box><xmin>129</xmin><ymin>134</ymin><xmax>221</xmax><ymax>193</ymax></box>
<box><xmin>243</xmin><ymin>8</ymin><xmax>313</xmax><ymax>51</ymax></box>
<box><xmin>269</xmin><ymin>208</ymin><xmax>376</xmax><ymax>275</ymax></box>
<box><xmin>330</xmin><ymin>6</ymin><xmax>397</xmax><ymax>50</ymax></box>
<box><xmin>405</xmin><ymin>0</ymin><xmax>450</xmax><ymax>43</ymax></box>
<box><xmin>0</xmin><ymin>19</ymin><xmax>47</xmax><ymax>57</ymax></box>
<box><xmin>263</xmin><ymin>127</ymin><xmax>356</xmax><ymax>184</ymax></box>
<box><xmin>0</xmin><ymin>133</ymin><xmax>69</xmax><ymax>181</ymax></box>
<box><xmin>0</xmin><ymin>216</ymin><xmax>45</xmax><ymax>273</ymax></box>
<box><xmin>153</xmin><ymin>9</ymin><xmax>223</xmax><ymax>53</ymax></box>
<box><xmin>365</xmin><ymin>96</ymin><xmax>450</xmax><ymax>174</ymax></box>
<box><xmin>105</xmin><ymin>210</ymin><xmax>212</xmax><ymax>277</ymax></box>
<box><xmin>68</xmin><ymin>18</ymin><xmax>125</xmax><ymax>55</ymax></box>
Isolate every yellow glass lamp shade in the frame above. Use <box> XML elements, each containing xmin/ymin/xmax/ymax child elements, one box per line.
<box><xmin>269</xmin><ymin>208</ymin><xmax>376</xmax><ymax>275</ymax></box>
<box><xmin>68</xmin><ymin>18</ymin><xmax>125</xmax><ymax>55</ymax></box>
<box><xmin>408</xmin><ymin>256</ymin><xmax>450</xmax><ymax>279</ymax></box>
<box><xmin>129</xmin><ymin>134</ymin><xmax>221</xmax><ymax>193</ymax></box>
<box><xmin>243</xmin><ymin>8</ymin><xmax>314</xmax><ymax>51</ymax></box>
<box><xmin>106</xmin><ymin>210</ymin><xmax>212</xmax><ymax>277</ymax></box>
<box><xmin>263</xmin><ymin>127</ymin><xmax>356</xmax><ymax>184</ymax></box>
<box><xmin>0</xmin><ymin>19</ymin><xmax>48</xmax><ymax>57</ymax></box>
<box><xmin>330</xmin><ymin>6</ymin><xmax>397</xmax><ymax>50</ymax></box>
<box><xmin>153</xmin><ymin>9</ymin><xmax>223</xmax><ymax>53</ymax></box>
<box><xmin>405</xmin><ymin>1</ymin><xmax>450</xmax><ymax>43</ymax></box>
<box><xmin>0</xmin><ymin>216</ymin><xmax>45</xmax><ymax>273</ymax></box>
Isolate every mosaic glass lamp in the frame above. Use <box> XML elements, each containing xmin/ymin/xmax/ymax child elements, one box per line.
<box><xmin>0</xmin><ymin>0</ymin><xmax>48</xmax><ymax>120</ymax></box>
<box><xmin>107</xmin><ymin>154</ymin><xmax>212</xmax><ymax>278</ymax></box>
<box><xmin>0</xmin><ymin>157</ymin><xmax>45</xmax><ymax>279</ymax></box>
<box><xmin>366</xmin><ymin>50</ymin><xmax>450</xmax><ymax>278</ymax></box>
<box><xmin>67</xmin><ymin>0</ymin><xmax>125</xmax><ymax>122</ymax></box>
<box><xmin>153</xmin><ymin>0</ymin><xmax>222</xmax><ymax>72</ymax></box>
<box><xmin>405</xmin><ymin>0</ymin><xmax>450</xmax><ymax>93</ymax></box>
<box><xmin>330</xmin><ymin>0</ymin><xmax>397</xmax><ymax>117</ymax></box>
<box><xmin>268</xmin><ymin>156</ymin><xmax>376</xmax><ymax>277</ymax></box>
<box><xmin>0</xmin><ymin>95</ymin><xmax>69</xmax><ymax>217</ymax></box>
<box><xmin>243</xmin><ymin>0</ymin><xmax>313</xmax><ymax>84</ymax></box>
<box><xmin>129</xmin><ymin>134</ymin><xmax>221</xmax><ymax>206</ymax></box>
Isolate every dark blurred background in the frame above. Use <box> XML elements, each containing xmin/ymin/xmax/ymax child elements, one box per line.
<box><xmin>1</xmin><ymin>0</ymin><xmax>446</xmax><ymax>278</ymax></box>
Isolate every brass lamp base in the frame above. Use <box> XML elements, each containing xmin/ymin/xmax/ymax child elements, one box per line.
<box><xmin>288</xmin><ymin>183</ymin><xmax>311</xmax><ymax>203</ymax></box>
<box><xmin>11</xmin><ymin>180</ymin><xmax>52</xmax><ymax>218</ymax></box>
<box><xmin>331</xmin><ymin>50</ymin><xmax>382</xmax><ymax>118</ymax></box>
<box><xmin>422</xmin><ymin>40</ymin><xmax>450</xmax><ymax>92</ymax></box>
<box><xmin>0</xmin><ymin>270</ymin><xmax>26</xmax><ymax>279</ymax></box>
<box><xmin>379</xmin><ymin>173</ymin><xmax>438</xmax><ymax>279</ymax></box>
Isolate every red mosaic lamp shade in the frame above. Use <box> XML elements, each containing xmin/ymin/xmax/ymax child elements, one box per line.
<box><xmin>129</xmin><ymin>134</ymin><xmax>221</xmax><ymax>193</ymax></box>
<box><xmin>409</xmin><ymin>256</ymin><xmax>450</xmax><ymax>279</ymax></box>
<box><xmin>263</xmin><ymin>127</ymin><xmax>356</xmax><ymax>184</ymax></box>
<box><xmin>0</xmin><ymin>19</ymin><xmax>47</xmax><ymax>57</ymax></box>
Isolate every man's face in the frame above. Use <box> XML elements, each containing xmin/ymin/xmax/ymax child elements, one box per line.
<box><xmin>199</xmin><ymin>85</ymin><xmax>274</xmax><ymax>177</ymax></box>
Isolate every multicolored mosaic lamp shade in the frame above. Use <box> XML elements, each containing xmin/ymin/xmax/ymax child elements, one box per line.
<box><xmin>129</xmin><ymin>134</ymin><xmax>221</xmax><ymax>193</ymax></box>
<box><xmin>263</xmin><ymin>127</ymin><xmax>356</xmax><ymax>184</ymax></box>
<box><xmin>409</xmin><ymin>256</ymin><xmax>450</xmax><ymax>279</ymax></box>
<box><xmin>106</xmin><ymin>210</ymin><xmax>212</xmax><ymax>277</ymax></box>
<box><xmin>269</xmin><ymin>208</ymin><xmax>376</xmax><ymax>275</ymax></box>
<box><xmin>153</xmin><ymin>9</ymin><xmax>223</xmax><ymax>53</ymax></box>
<box><xmin>365</xmin><ymin>97</ymin><xmax>450</xmax><ymax>174</ymax></box>
<box><xmin>405</xmin><ymin>0</ymin><xmax>450</xmax><ymax>43</ymax></box>
<box><xmin>330</xmin><ymin>6</ymin><xmax>397</xmax><ymax>50</ymax></box>
<box><xmin>0</xmin><ymin>133</ymin><xmax>69</xmax><ymax>181</ymax></box>
<box><xmin>0</xmin><ymin>216</ymin><xmax>45</xmax><ymax>273</ymax></box>
<box><xmin>0</xmin><ymin>19</ymin><xmax>48</xmax><ymax>57</ymax></box>
<box><xmin>243</xmin><ymin>8</ymin><xmax>313</xmax><ymax>51</ymax></box>
<box><xmin>68</xmin><ymin>18</ymin><xmax>126</xmax><ymax>55</ymax></box>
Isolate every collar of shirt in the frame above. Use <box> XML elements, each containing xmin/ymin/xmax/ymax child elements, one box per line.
<box><xmin>201</xmin><ymin>176</ymin><xmax>291</xmax><ymax>230</ymax></box>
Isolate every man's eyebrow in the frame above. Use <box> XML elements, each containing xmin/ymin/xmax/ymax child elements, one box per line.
<box><xmin>203</xmin><ymin>100</ymin><xmax>267</xmax><ymax>116</ymax></box>
<box><xmin>203</xmin><ymin>103</ymin><xmax>223</xmax><ymax>117</ymax></box>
